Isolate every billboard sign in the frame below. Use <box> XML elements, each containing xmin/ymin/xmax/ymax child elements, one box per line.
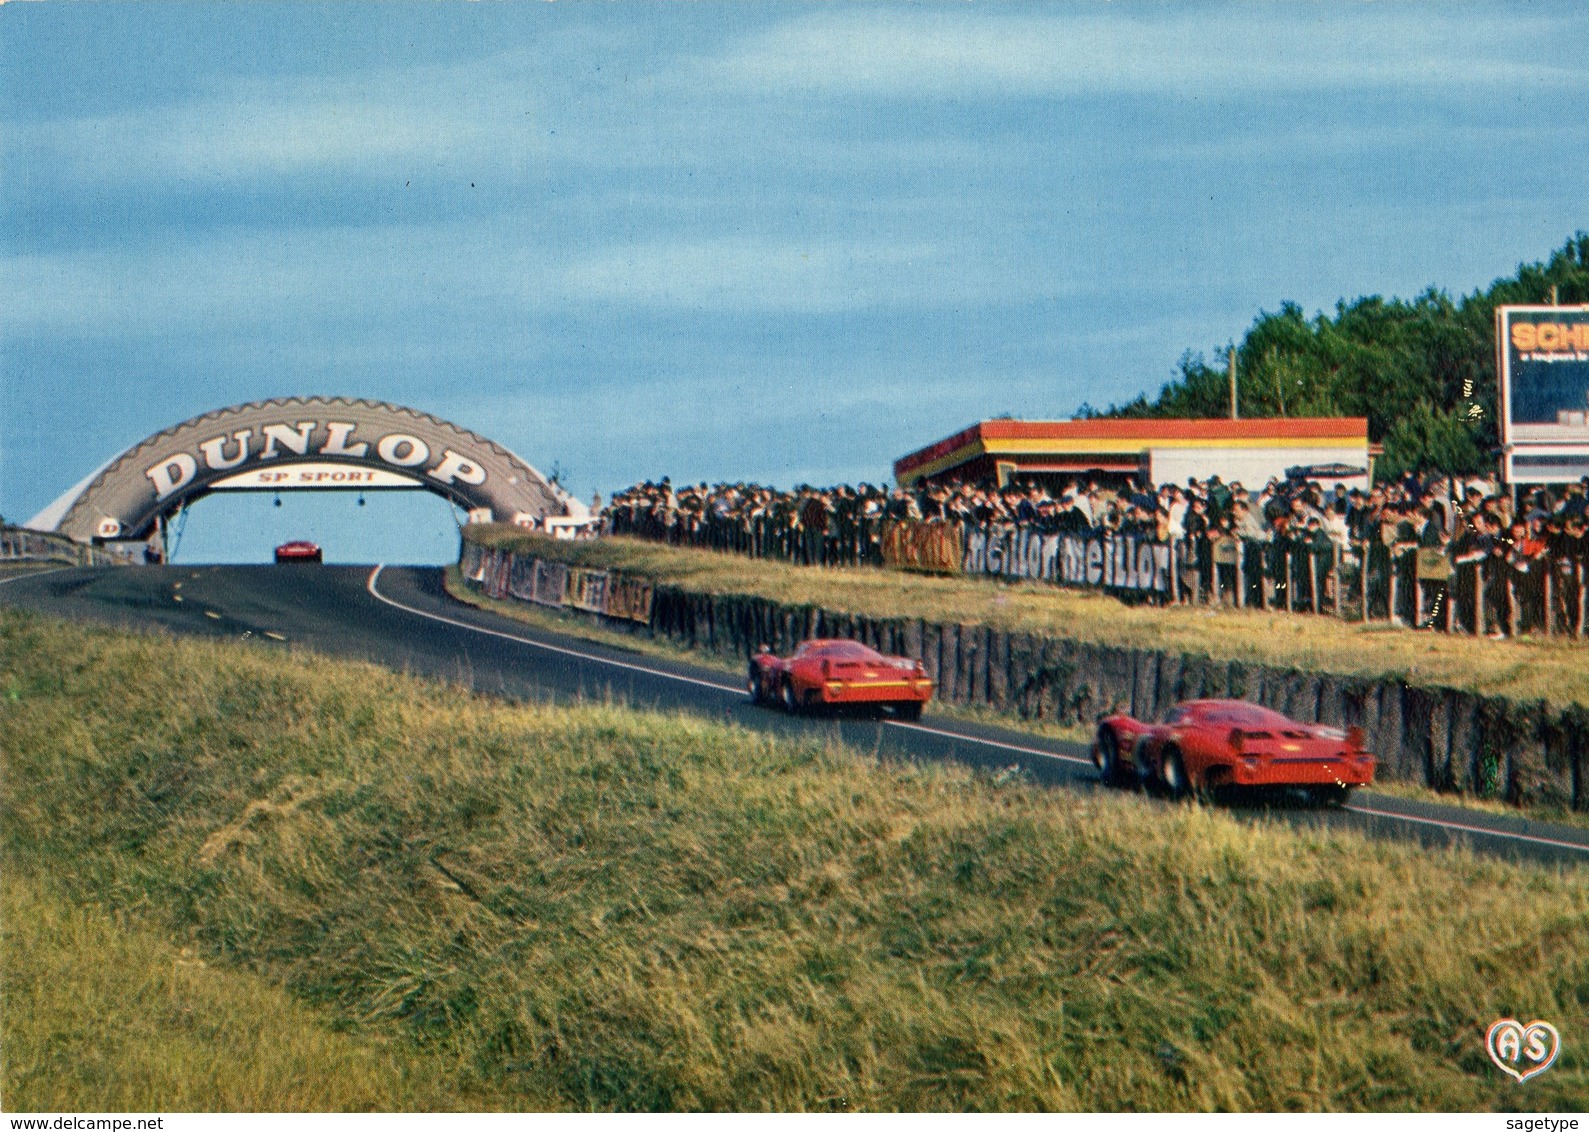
<box><xmin>210</xmin><ymin>463</ymin><xmax>423</xmax><ymax>490</ymax></box>
<box><xmin>880</xmin><ymin>519</ymin><xmax>963</xmax><ymax>574</ymax></box>
<box><xmin>1497</xmin><ymin>306</ymin><xmax>1589</xmax><ymax>483</ymax></box>
<box><xmin>961</xmin><ymin>527</ymin><xmax>1172</xmax><ymax>594</ymax></box>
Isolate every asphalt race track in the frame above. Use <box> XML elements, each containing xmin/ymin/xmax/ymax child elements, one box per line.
<box><xmin>5</xmin><ymin>562</ymin><xmax>1588</xmax><ymax>868</ymax></box>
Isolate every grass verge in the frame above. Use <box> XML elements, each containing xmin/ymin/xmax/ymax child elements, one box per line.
<box><xmin>3</xmin><ymin>609</ymin><xmax>1586</xmax><ymax>1111</ymax></box>
<box><xmin>1</xmin><ymin>868</ymin><xmax>510</xmax><ymax>1111</ymax></box>
<box><xmin>465</xmin><ymin>529</ymin><xmax>1589</xmax><ymax>711</ymax></box>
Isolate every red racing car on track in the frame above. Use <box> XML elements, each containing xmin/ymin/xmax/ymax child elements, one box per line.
<box><xmin>749</xmin><ymin>639</ymin><xmax>933</xmax><ymax>720</ymax></box>
<box><xmin>273</xmin><ymin>540</ymin><xmax>323</xmax><ymax>564</ymax></box>
<box><xmin>1092</xmin><ymin>699</ymin><xmax>1375</xmax><ymax>805</ymax></box>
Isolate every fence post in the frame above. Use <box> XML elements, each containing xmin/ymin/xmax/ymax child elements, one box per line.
<box><xmin>1387</xmin><ymin>555</ymin><xmax>1399</xmax><ymax>626</ymax></box>
<box><xmin>1358</xmin><ymin>542</ymin><xmax>1369</xmax><ymax>623</ymax></box>
<box><xmin>1311</xmin><ymin>552</ymin><xmax>1322</xmax><ymax>614</ymax></box>
<box><xmin>1333</xmin><ymin>544</ymin><xmax>1343</xmax><ymax>618</ymax></box>
<box><xmin>1475</xmin><ymin>564</ymin><xmax>1485</xmax><ymax>636</ymax></box>
<box><xmin>1171</xmin><ymin>539</ymin><xmax>1181</xmax><ymax>604</ymax></box>
<box><xmin>1544</xmin><ymin>566</ymin><xmax>1553</xmax><ymax>637</ymax></box>
<box><xmin>1580</xmin><ymin>562</ymin><xmax>1586</xmax><ymax>639</ymax></box>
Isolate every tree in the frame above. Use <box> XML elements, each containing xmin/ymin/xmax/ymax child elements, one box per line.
<box><xmin>1374</xmin><ymin>404</ymin><xmax>1488</xmax><ymax>482</ymax></box>
<box><xmin>1087</xmin><ymin>233</ymin><xmax>1589</xmax><ymax>480</ymax></box>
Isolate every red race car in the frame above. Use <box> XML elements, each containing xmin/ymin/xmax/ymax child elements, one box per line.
<box><xmin>749</xmin><ymin>639</ymin><xmax>933</xmax><ymax>720</ymax></box>
<box><xmin>1092</xmin><ymin>698</ymin><xmax>1375</xmax><ymax>805</ymax></box>
<box><xmin>273</xmin><ymin>540</ymin><xmax>323</xmax><ymax>564</ymax></box>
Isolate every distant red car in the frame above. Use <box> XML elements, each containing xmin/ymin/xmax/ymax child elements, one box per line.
<box><xmin>274</xmin><ymin>540</ymin><xmax>322</xmax><ymax>564</ymax></box>
<box><xmin>749</xmin><ymin>639</ymin><xmax>934</xmax><ymax>720</ymax></box>
<box><xmin>1092</xmin><ymin>698</ymin><xmax>1375</xmax><ymax>805</ymax></box>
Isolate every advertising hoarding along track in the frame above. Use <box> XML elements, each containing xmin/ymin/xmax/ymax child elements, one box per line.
<box><xmin>962</xmin><ymin>527</ymin><xmax>1173</xmax><ymax>594</ymax></box>
<box><xmin>1497</xmin><ymin>305</ymin><xmax>1589</xmax><ymax>483</ymax></box>
<box><xmin>463</xmin><ymin>544</ymin><xmax>653</xmax><ymax>623</ymax></box>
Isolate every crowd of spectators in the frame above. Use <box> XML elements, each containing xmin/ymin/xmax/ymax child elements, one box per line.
<box><xmin>602</xmin><ymin>472</ymin><xmax>1589</xmax><ymax>637</ymax></box>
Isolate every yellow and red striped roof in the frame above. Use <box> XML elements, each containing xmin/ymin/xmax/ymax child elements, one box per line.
<box><xmin>894</xmin><ymin>418</ymin><xmax>1369</xmax><ymax>483</ymax></box>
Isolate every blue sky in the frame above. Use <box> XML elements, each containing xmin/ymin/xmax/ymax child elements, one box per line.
<box><xmin>3</xmin><ymin>3</ymin><xmax>1586</xmax><ymax>563</ymax></box>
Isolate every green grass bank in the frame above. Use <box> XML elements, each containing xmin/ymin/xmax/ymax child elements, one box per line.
<box><xmin>3</xmin><ymin>610</ymin><xmax>1586</xmax><ymax>1111</ymax></box>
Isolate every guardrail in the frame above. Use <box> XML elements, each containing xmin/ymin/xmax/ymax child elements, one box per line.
<box><xmin>460</xmin><ymin>541</ymin><xmax>654</xmax><ymax>623</ymax></box>
<box><xmin>0</xmin><ymin>526</ymin><xmax>125</xmax><ymax>567</ymax></box>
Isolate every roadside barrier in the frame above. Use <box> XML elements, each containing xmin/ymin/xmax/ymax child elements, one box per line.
<box><xmin>461</xmin><ymin>542</ymin><xmax>652</xmax><ymax>623</ymax></box>
<box><xmin>879</xmin><ymin>520</ymin><xmax>963</xmax><ymax>573</ymax></box>
<box><xmin>0</xmin><ymin>525</ymin><xmax>125</xmax><ymax>567</ymax></box>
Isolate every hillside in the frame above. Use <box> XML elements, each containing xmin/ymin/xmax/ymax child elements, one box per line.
<box><xmin>3</xmin><ymin>609</ymin><xmax>1586</xmax><ymax>1111</ymax></box>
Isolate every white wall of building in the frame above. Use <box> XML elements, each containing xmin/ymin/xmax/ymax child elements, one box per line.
<box><xmin>1147</xmin><ymin>447</ymin><xmax>1370</xmax><ymax>491</ymax></box>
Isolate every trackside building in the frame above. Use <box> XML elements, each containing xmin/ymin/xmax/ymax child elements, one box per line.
<box><xmin>893</xmin><ymin>418</ymin><xmax>1374</xmax><ymax>491</ymax></box>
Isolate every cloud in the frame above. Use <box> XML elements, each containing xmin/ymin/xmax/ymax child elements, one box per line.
<box><xmin>5</xmin><ymin>48</ymin><xmax>549</xmax><ymax>188</ymax></box>
<box><xmin>2</xmin><ymin>213</ymin><xmax>1075</xmax><ymax>338</ymax></box>
<box><xmin>1</xmin><ymin>223</ymin><xmax>489</xmax><ymax>335</ymax></box>
<box><xmin>708</xmin><ymin>7</ymin><xmax>1584</xmax><ymax>98</ymax></box>
<box><xmin>33</xmin><ymin>100</ymin><xmax>493</xmax><ymax>183</ymax></box>
<box><xmin>561</xmin><ymin>235</ymin><xmax>1057</xmax><ymax>312</ymax></box>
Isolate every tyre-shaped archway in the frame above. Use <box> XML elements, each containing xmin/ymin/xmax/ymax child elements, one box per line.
<box><xmin>25</xmin><ymin>397</ymin><xmax>582</xmax><ymax>543</ymax></box>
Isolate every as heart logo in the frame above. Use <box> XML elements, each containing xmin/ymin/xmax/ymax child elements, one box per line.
<box><xmin>1486</xmin><ymin>1019</ymin><xmax>1561</xmax><ymax>1083</ymax></box>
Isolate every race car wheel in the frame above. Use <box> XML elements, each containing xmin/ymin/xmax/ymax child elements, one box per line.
<box><xmin>1308</xmin><ymin>784</ymin><xmax>1352</xmax><ymax>808</ymax></box>
<box><xmin>894</xmin><ymin>701</ymin><xmax>923</xmax><ymax>722</ymax></box>
<box><xmin>747</xmin><ymin>663</ymin><xmax>765</xmax><ymax>705</ymax></box>
<box><xmin>1159</xmin><ymin>749</ymin><xmax>1190</xmax><ymax>800</ymax></box>
<box><xmin>781</xmin><ymin>678</ymin><xmax>801</xmax><ymax>715</ymax></box>
<box><xmin>1095</xmin><ymin>728</ymin><xmax>1123</xmax><ymax>785</ymax></box>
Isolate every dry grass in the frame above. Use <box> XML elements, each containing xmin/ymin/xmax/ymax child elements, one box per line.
<box><xmin>1</xmin><ymin>870</ymin><xmax>515</xmax><ymax>1112</ymax></box>
<box><xmin>4</xmin><ymin>609</ymin><xmax>1587</xmax><ymax>1111</ymax></box>
<box><xmin>469</xmin><ymin>529</ymin><xmax>1589</xmax><ymax>710</ymax></box>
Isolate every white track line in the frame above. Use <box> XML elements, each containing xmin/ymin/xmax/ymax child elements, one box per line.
<box><xmin>1343</xmin><ymin>801</ymin><xmax>1589</xmax><ymax>855</ymax></box>
<box><xmin>0</xmin><ymin>565</ymin><xmax>71</xmax><ymax>586</ymax></box>
<box><xmin>366</xmin><ymin>566</ymin><xmax>1588</xmax><ymax>857</ymax></box>
<box><xmin>890</xmin><ymin>719</ymin><xmax>1092</xmax><ymax>766</ymax></box>
<box><xmin>366</xmin><ymin>565</ymin><xmax>739</xmax><ymax>694</ymax></box>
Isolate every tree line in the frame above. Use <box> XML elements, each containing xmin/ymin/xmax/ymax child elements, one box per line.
<box><xmin>1079</xmin><ymin>233</ymin><xmax>1589</xmax><ymax>481</ymax></box>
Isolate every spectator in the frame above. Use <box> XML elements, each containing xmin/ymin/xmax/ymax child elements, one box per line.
<box><xmin>1183</xmin><ymin>495</ymin><xmax>1212</xmax><ymax>597</ymax></box>
<box><xmin>1301</xmin><ymin>514</ymin><xmax>1334</xmax><ymax>610</ymax></box>
<box><xmin>600</xmin><ymin>466</ymin><xmax>1581</xmax><ymax>636</ymax></box>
